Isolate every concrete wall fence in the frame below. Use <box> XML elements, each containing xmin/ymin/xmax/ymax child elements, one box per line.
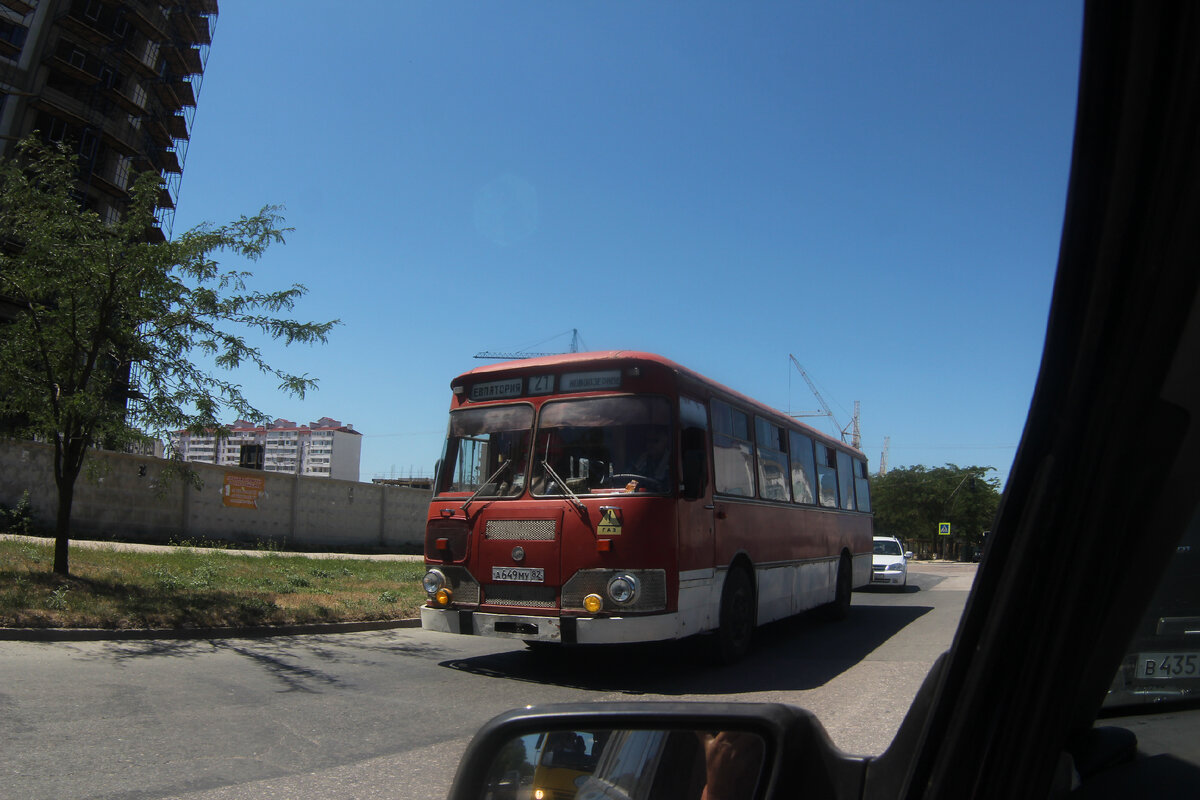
<box><xmin>0</xmin><ymin>439</ymin><xmax>430</xmax><ymax>551</ymax></box>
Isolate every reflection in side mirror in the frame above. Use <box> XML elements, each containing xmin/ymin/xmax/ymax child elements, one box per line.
<box><xmin>448</xmin><ymin>703</ymin><xmax>871</xmax><ymax>800</ymax></box>
<box><xmin>481</xmin><ymin>727</ymin><xmax>765</xmax><ymax>800</ymax></box>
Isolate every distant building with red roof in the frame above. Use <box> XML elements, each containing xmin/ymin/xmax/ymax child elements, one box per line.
<box><xmin>172</xmin><ymin>417</ymin><xmax>362</xmax><ymax>481</ymax></box>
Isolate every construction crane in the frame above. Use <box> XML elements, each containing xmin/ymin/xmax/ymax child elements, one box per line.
<box><xmin>851</xmin><ymin>400</ymin><xmax>861</xmax><ymax>451</ymax></box>
<box><xmin>475</xmin><ymin>329</ymin><xmax>585</xmax><ymax>360</ymax></box>
<box><xmin>788</xmin><ymin>354</ymin><xmax>861</xmax><ymax>448</ymax></box>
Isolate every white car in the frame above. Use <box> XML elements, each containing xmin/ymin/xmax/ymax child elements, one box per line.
<box><xmin>871</xmin><ymin>536</ymin><xmax>911</xmax><ymax>588</ymax></box>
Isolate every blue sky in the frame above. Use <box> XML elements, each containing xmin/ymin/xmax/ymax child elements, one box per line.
<box><xmin>170</xmin><ymin>2</ymin><xmax>1084</xmax><ymax>486</ymax></box>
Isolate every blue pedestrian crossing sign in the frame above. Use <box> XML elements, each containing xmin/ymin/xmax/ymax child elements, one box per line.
<box><xmin>938</xmin><ymin>522</ymin><xmax>952</xmax><ymax>536</ymax></box>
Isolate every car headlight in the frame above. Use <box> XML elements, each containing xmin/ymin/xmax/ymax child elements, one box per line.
<box><xmin>607</xmin><ymin>573</ymin><xmax>639</xmax><ymax>605</ymax></box>
<box><xmin>886</xmin><ymin>562</ymin><xmax>905</xmax><ymax>572</ymax></box>
<box><xmin>423</xmin><ymin>568</ymin><xmax>447</xmax><ymax>596</ymax></box>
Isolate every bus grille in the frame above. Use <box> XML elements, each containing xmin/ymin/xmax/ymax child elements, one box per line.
<box><xmin>484</xmin><ymin>585</ymin><xmax>558</xmax><ymax>608</ymax></box>
<box><xmin>484</xmin><ymin>519</ymin><xmax>557</xmax><ymax>541</ymax></box>
<box><xmin>439</xmin><ymin>566</ymin><xmax>481</xmax><ymax>605</ymax></box>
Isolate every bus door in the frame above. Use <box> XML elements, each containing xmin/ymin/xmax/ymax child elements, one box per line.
<box><xmin>677</xmin><ymin>396</ymin><xmax>714</xmax><ymax>573</ymax></box>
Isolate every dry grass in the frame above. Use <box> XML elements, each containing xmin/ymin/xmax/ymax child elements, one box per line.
<box><xmin>0</xmin><ymin>539</ymin><xmax>425</xmax><ymax>629</ymax></box>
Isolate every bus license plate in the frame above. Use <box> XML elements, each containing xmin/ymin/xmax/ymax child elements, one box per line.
<box><xmin>1135</xmin><ymin>652</ymin><xmax>1200</xmax><ymax>679</ymax></box>
<box><xmin>492</xmin><ymin>567</ymin><xmax>545</xmax><ymax>583</ymax></box>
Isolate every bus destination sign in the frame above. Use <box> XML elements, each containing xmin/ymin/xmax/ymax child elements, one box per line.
<box><xmin>561</xmin><ymin>370</ymin><xmax>622</xmax><ymax>392</ymax></box>
<box><xmin>528</xmin><ymin>374</ymin><xmax>555</xmax><ymax>395</ymax></box>
<box><xmin>468</xmin><ymin>370</ymin><xmax>622</xmax><ymax>401</ymax></box>
<box><xmin>470</xmin><ymin>378</ymin><xmax>523</xmax><ymax>401</ymax></box>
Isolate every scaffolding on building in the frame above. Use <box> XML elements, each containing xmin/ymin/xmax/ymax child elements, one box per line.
<box><xmin>0</xmin><ymin>0</ymin><xmax>218</xmax><ymax>239</ymax></box>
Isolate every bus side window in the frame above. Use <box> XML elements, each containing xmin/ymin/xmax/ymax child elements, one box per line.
<box><xmin>755</xmin><ymin>417</ymin><xmax>791</xmax><ymax>502</ymax></box>
<box><xmin>836</xmin><ymin>450</ymin><xmax>856</xmax><ymax>510</ymax></box>
<box><xmin>711</xmin><ymin>399</ymin><xmax>754</xmax><ymax>497</ymax></box>
<box><xmin>854</xmin><ymin>458</ymin><xmax>872</xmax><ymax>512</ymax></box>
<box><xmin>680</xmin><ymin>396</ymin><xmax>709</xmax><ymax>499</ymax></box>
<box><xmin>787</xmin><ymin>434</ymin><xmax>816</xmax><ymax>503</ymax></box>
<box><xmin>789</xmin><ymin>431</ymin><xmax>816</xmax><ymax>504</ymax></box>
<box><xmin>817</xmin><ymin>444</ymin><xmax>839</xmax><ymax>507</ymax></box>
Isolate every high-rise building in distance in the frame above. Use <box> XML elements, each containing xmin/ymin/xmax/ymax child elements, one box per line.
<box><xmin>173</xmin><ymin>418</ymin><xmax>365</xmax><ymax>482</ymax></box>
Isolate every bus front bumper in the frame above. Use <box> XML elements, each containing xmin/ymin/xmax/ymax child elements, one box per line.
<box><xmin>420</xmin><ymin>606</ymin><xmax>686</xmax><ymax>644</ymax></box>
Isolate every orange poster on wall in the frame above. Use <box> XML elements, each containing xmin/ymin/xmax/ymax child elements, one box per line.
<box><xmin>223</xmin><ymin>473</ymin><xmax>265</xmax><ymax>509</ymax></box>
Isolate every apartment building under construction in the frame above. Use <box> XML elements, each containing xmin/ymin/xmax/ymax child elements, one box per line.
<box><xmin>0</xmin><ymin>0</ymin><xmax>218</xmax><ymax>240</ymax></box>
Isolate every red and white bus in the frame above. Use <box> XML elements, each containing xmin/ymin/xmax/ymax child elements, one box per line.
<box><xmin>420</xmin><ymin>351</ymin><xmax>873</xmax><ymax>661</ymax></box>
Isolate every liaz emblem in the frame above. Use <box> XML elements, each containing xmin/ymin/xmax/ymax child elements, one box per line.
<box><xmin>598</xmin><ymin>506</ymin><xmax>623</xmax><ymax>536</ymax></box>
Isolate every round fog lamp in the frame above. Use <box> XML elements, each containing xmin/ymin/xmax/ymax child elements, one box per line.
<box><xmin>422</xmin><ymin>569</ymin><xmax>446</xmax><ymax>596</ymax></box>
<box><xmin>434</xmin><ymin>587</ymin><xmax>453</xmax><ymax>606</ymax></box>
<box><xmin>583</xmin><ymin>593</ymin><xmax>603</xmax><ymax>613</ymax></box>
<box><xmin>607</xmin><ymin>574</ymin><xmax>639</xmax><ymax>605</ymax></box>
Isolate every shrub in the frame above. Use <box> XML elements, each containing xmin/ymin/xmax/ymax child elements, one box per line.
<box><xmin>1</xmin><ymin>491</ymin><xmax>34</xmax><ymax>534</ymax></box>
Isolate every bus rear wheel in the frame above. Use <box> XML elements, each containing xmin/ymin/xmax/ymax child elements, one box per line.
<box><xmin>710</xmin><ymin>566</ymin><xmax>755</xmax><ymax>664</ymax></box>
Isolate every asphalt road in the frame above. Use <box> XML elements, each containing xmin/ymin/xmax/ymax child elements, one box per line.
<box><xmin>0</xmin><ymin>561</ymin><xmax>975</xmax><ymax>800</ymax></box>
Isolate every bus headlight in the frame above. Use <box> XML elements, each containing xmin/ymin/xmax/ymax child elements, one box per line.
<box><xmin>562</xmin><ymin>569</ymin><xmax>666</xmax><ymax>612</ymax></box>
<box><xmin>583</xmin><ymin>593</ymin><xmax>603</xmax><ymax>613</ymax></box>
<box><xmin>607</xmin><ymin>573</ymin><xmax>639</xmax><ymax>605</ymax></box>
<box><xmin>434</xmin><ymin>587</ymin><xmax>453</xmax><ymax>606</ymax></box>
<box><xmin>423</xmin><ymin>568</ymin><xmax>447</xmax><ymax>596</ymax></box>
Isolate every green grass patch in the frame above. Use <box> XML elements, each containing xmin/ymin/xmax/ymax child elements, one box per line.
<box><xmin>0</xmin><ymin>540</ymin><xmax>426</xmax><ymax>629</ymax></box>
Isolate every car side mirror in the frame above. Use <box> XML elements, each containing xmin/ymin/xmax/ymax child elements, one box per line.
<box><xmin>445</xmin><ymin>702</ymin><xmax>869</xmax><ymax>800</ymax></box>
<box><xmin>904</xmin><ymin>551</ymin><xmax>913</xmax><ymax>560</ymax></box>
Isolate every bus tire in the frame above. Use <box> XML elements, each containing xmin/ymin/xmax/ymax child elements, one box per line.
<box><xmin>711</xmin><ymin>566</ymin><xmax>755</xmax><ymax>664</ymax></box>
<box><xmin>829</xmin><ymin>553</ymin><xmax>852</xmax><ymax>620</ymax></box>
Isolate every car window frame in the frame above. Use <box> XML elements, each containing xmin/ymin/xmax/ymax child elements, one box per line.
<box><xmin>876</xmin><ymin>5</ymin><xmax>1200</xmax><ymax>797</ymax></box>
<box><xmin>446</xmin><ymin>5</ymin><xmax>1200</xmax><ymax>799</ymax></box>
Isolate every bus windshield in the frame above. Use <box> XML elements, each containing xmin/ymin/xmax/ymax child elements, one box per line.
<box><xmin>436</xmin><ymin>405</ymin><xmax>533</xmax><ymax>497</ymax></box>
<box><xmin>532</xmin><ymin>396</ymin><xmax>673</xmax><ymax>496</ymax></box>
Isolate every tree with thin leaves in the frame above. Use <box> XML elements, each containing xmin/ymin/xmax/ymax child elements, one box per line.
<box><xmin>0</xmin><ymin>137</ymin><xmax>339</xmax><ymax>575</ymax></box>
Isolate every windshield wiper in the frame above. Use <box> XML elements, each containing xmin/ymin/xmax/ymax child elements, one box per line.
<box><xmin>541</xmin><ymin>460</ymin><xmax>586</xmax><ymax>514</ymax></box>
<box><xmin>462</xmin><ymin>460</ymin><xmax>510</xmax><ymax>514</ymax></box>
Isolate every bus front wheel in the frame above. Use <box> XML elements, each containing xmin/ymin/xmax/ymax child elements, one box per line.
<box><xmin>711</xmin><ymin>566</ymin><xmax>755</xmax><ymax>664</ymax></box>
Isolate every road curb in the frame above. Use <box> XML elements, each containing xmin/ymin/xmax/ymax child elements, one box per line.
<box><xmin>0</xmin><ymin>617</ymin><xmax>422</xmax><ymax>642</ymax></box>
